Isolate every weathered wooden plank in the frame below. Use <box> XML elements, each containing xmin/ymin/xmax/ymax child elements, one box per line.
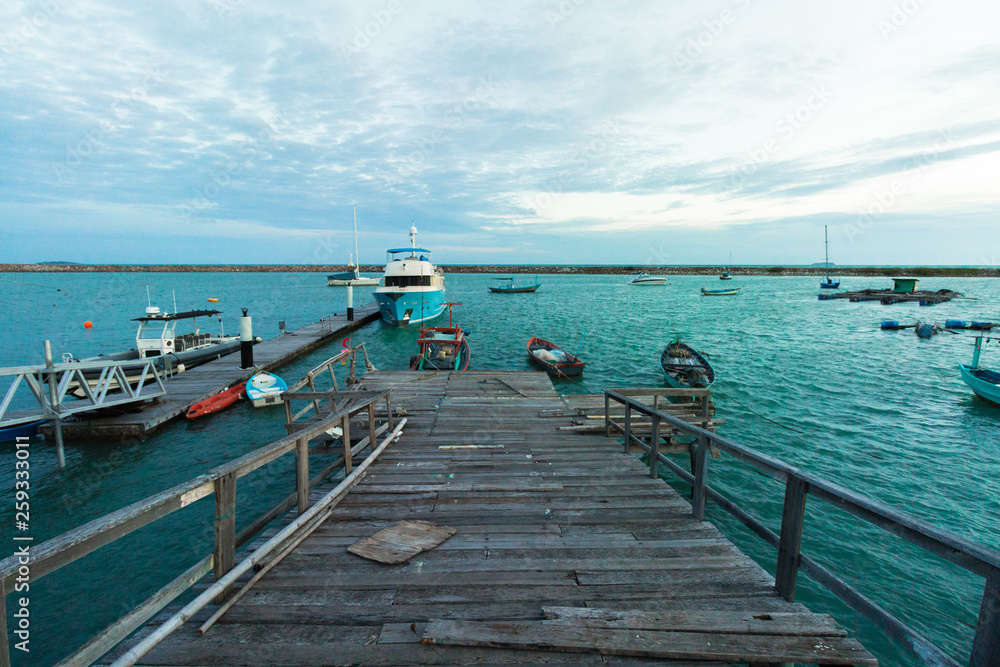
<box><xmin>420</xmin><ymin>620</ymin><xmax>878</xmax><ymax>665</ymax></box>
<box><xmin>541</xmin><ymin>607</ymin><xmax>845</xmax><ymax>636</ymax></box>
<box><xmin>348</xmin><ymin>521</ymin><xmax>457</xmax><ymax>565</ymax></box>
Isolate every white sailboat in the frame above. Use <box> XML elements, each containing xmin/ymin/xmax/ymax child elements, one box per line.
<box><xmin>327</xmin><ymin>205</ymin><xmax>379</xmax><ymax>286</ymax></box>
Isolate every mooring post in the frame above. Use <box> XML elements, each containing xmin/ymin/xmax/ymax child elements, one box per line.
<box><xmin>691</xmin><ymin>435</ymin><xmax>708</xmax><ymax>520</ymax></box>
<box><xmin>775</xmin><ymin>476</ymin><xmax>809</xmax><ymax>601</ymax></box>
<box><xmin>970</xmin><ymin>566</ymin><xmax>1000</xmax><ymax>667</ymax></box>
<box><xmin>347</xmin><ymin>285</ymin><xmax>354</xmax><ymax>321</ymax></box>
<box><xmin>44</xmin><ymin>341</ymin><xmax>66</xmax><ymax>469</ymax></box>
<box><xmin>213</xmin><ymin>472</ymin><xmax>237</xmax><ymax>602</ymax></box>
<box><xmin>239</xmin><ymin>309</ymin><xmax>253</xmax><ymax>369</ymax></box>
<box><xmin>295</xmin><ymin>437</ymin><xmax>309</xmax><ymax>515</ymax></box>
<box><xmin>648</xmin><ymin>414</ymin><xmax>660</xmax><ymax>478</ymax></box>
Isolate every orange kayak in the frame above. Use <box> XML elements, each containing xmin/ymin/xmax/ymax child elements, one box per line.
<box><xmin>186</xmin><ymin>383</ymin><xmax>246</xmax><ymax>420</ymax></box>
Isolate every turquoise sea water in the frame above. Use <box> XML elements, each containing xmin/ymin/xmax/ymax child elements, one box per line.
<box><xmin>0</xmin><ymin>272</ymin><xmax>997</xmax><ymax>666</ymax></box>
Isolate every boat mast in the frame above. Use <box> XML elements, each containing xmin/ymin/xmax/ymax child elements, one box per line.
<box><xmin>825</xmin><ymin>225</ymin><xmax>830</xmax><ymax>280</ymax></box>
<box><xmin>352</xmin><ymin>204</ymin><xmax>360</xmax><ymax>270</ymax></box>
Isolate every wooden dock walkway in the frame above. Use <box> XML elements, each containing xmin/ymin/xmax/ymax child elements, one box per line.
<box><xmin>108</xmin><ymin>370</ymin><xmax>876</xmax><ymax>665</ymax></box>
<box><xmin>61</xmin><ymin>303</ymin><xmax>379</xmax><ymax>438</ymax></box>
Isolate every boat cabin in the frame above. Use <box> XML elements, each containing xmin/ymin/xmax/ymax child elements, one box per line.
<box><xmin>133</xmin><ymin>308</ymin><xmax>224</xmax><ymax>357</ymax></box>
<box><xmin>892</xmin><ymin>278</ymin><xmax>919</xmax><ymax>294</ymax></box>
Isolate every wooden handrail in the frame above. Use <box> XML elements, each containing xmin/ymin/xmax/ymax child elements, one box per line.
<box><xmin>0</xmin><ymin>388</ymin><xmax>391</xmax><ymax>667</ymax></box>
<box><xmin>606</xmin><ymin>389</ymin><xmax>1000</xmax><ymax>667</ymax></box>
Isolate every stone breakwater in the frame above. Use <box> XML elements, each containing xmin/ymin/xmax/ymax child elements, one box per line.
<box><xmin>0</xmin><ymin>264</ymin><xmax>997</xmax><ymax>277</ymax></box>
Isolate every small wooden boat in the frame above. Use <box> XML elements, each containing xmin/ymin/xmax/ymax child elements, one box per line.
<box><xmin>702</xmin><ymin>287</ymin><xmax>740</xmax><ymax>296</ymax></box>
<box><xmin>630</xmin><ymin>272</ymin><xmax>668</xmax><ymax>286</ymax></box>
<box><xmin>246</xmin><ymin>372</ymin><xmax>287</xmax><ymax>408</ymax></box>
<box><xmin>410</xmin><ymin>303</ymin><xmax>470</xmax><ymax>371</ymax></box>
<box><xmin>489</xmin><ymin>276</ymin><xmax>541</xmax><ymax>293</ymax></box>
<box><xmin>720</xmin><ymin>252</ymin><xmax>733</xmax><ymax>280</ymax></box>
<box><xmin>527</xmin><ymin>337</ymin><xmax>585</xmax><ymax>377</ymax></box>
<box><xmin>186</xmin><ymin>383</ymin><xmax>246</xmax><ymax>420</ymax></box>
<box><xmin>960</xmin><ymin>336</ymin><xmax>1000</xmax><ymax>406</ymax></box>
<box><xmin>660</xmin><ymin>341</ymin><xmax>715</xmax><ymax>388</ymax></box>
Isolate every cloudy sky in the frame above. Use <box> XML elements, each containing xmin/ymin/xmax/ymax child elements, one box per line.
<box><xmin>1</xmin><ymin>0</ymin><xmax>998</xmax><ymax>265</ymax></box>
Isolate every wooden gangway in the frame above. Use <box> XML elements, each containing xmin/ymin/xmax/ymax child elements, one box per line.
<box><xmin>57</xmin><ymin>303</ymin><xmax>378</xmax><ymax>438</ymax></box>
<box><xmin>92</xmin><ymin>371</ymin><xmax>877</xmax><ymax>665</ymax></box>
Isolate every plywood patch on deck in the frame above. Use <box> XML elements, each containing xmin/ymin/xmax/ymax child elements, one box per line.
<box><xmin>348</xmin><ymin>520</ymin><xmax>457</xmax><ymax>564</ymax></box>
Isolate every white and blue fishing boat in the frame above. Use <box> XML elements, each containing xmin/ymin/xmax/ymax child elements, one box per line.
<box><xmin>960</xmin><ymin>335</ymin><xmax>1000</xmax><ymax>406</ymax></box>
<box><xmin>374</xmin><ymin>225</ymin><xmax>447</xmax><ymax>327</ymax></box>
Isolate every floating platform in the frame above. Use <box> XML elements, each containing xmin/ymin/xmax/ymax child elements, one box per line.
<box><xmin>104</xmin><ymin>370</ymin><xmax>875</xmax><ymax>666</ymax></box>
<box><xmin>819</xmin><ymin>288</ymin><xmax>962</xmax><ymax>305</ymax></box>
<box><xmin>56</xmin><ymin>303</ymin><xmax>379</xmax><ymax>438</ymax></box>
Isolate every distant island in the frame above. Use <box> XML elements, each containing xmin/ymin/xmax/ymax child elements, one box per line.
<box><xmin>1</xmin><ymin>264</ymin><xmax>996</xmax><ymax>277</ymax></box>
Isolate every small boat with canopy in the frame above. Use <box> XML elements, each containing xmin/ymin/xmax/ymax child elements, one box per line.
<box><xmin>960</xmin><ymin>335</ymin><xmax>1000</xmax><ymax>406</ymax></box>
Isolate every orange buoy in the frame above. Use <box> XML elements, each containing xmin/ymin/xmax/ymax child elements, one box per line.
<box><xmin>84</xmin><ymin>321</ymin><xmax>93</xmax><ymax>329</ymax></box>
<box><xmin>208</xmin><ymin>298</ymin><xmax>219</xmax><ymax>302</ymax></box>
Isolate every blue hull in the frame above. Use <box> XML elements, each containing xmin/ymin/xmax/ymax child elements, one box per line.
<box><xmin>0</xmin><ymin>420</ymin><xmax>44</xmax><ymax>443</ymax></box>
<box><xmin>375</xmin><ymin>289</ymin><xmax>447</xmax><ymax>326</ymax></box>
<box><xmin>960</xmin><ymin>364</ymin><xmax>1000</xmax><ymax>406</ymax></box>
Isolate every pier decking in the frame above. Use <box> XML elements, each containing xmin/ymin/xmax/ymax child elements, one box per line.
<box><xmin>110</xmin><ymin>370</ymin><xmax>875</xmax><ymax>665</ymax></box>
<box><xmin>59</xmin><ymin>303</ymin><xmax>378</xmax><ymax>438</ymax></box>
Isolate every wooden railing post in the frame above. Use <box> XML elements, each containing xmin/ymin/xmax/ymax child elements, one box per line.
<box><xmin>700</xmin><ymin>392</ymin><xmax>710</xmax><ymax>430</ymax></box>
<box><xmin>604</xmin><ymin>393</ymin><xmax>610</xmax><ymax>438</ymax></box>
<box><xmin>295</xmin><ymin>437</ymin><xmax>309</xmax><ymax>515</ymax></box>
<box><xmin>691</xmin><ymin>436</ymin><xmax>708</xmax><ymax>521</ymax></box>
<box><xmin>342</xmin><ymin>412</ymin><xmax>352</xmax><ymax>474</ymax></box>
<box><xmin>971</xmin><ymin>567</ymin><xmax>1000</xmax><ymax>667</ymax></box>
<box><xmin>385</xmin><ymin>396</ymin><xmax>394</xmax><ymax>431</ymax></box>
<box><xmin>775</xmin><ymin>476</ymin><xmax>809</xmax><ymax>602</ymax></box>
<box><xmin>367</xmin><ymin>404</ymin><xmax>377</xmax><ymax>454</ymax></box>
<box><xmin>623</xmin><ymin>403</ymin><xmax>632</xmax><ymax>454</ymax></box>
<box><xmin>213</xmin><ymin>472</ymin><xmax>237</xmax><ymax>600</ymax></box>
<box><xmin>648</xmin><ymin>415</ymin><xmax>660</xmax><ymax>478</ymax></box>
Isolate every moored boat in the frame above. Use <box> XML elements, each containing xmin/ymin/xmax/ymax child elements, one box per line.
<box><xmin>820</xmin><ymin>225</ymin><xmax>840</xmax><ymax>289</ymax></box>
<box><xmin>489</xmin><ymin>276</ymin><xmax>541</xmax><ymax>293</ymax></box>
<box><xmin>328</xmin><ymin>205</ymin><xmax>379</xmax><ymax>286</ymax></box>
<box><xmin>63</xmin><ymin>303</ymin><xmax>250</xmax><ymax>398</ymax></box>
<box><xmin>960</xmin><ymin>335</ymin><xmax>1000</xmax><ymax>406</ymax></box>
<box><xmin>720</xmin><ymin>252</ymin><xmax>733</xmax><ymax>280</ymax></box>
<box><xmin>701</xmin><ymin>287</ymin><xmax>740</xmax><ymax>296</ymax></box>
<box><xmin>0</xmin><ymin>419</ymin><xmax>45</xmax><ymax>444</ymax></box>
<box><xmin>374</xmin><ymin>226</ymin><xmax>447</xmax><ymax>326</ymax></box>
<box><xmin>246</xmin><ymin>372</ymin><xmax>288</xmax><ymax>408</ymax></box>
<box><xmin>527</xmin><ymin>337</ymin><xmax>585</xmax><ymax>377</ymax></box>
<box><xmin>629</xmin><ymin>272</ymin><xmax>668</xmax><ymax>286</ymax></box>
<box><xmin>410</xmin><ymin>303</ymin><xmax>470</xmax><ymax>371</ymax></box>
<box><xmin>660</xmin><ymin>340</ymin><xmax>715</xmax><ymax>388</ymax></box>
<box><xmin>186</xmin><ymin>382</ymin><xmax>246</xmax><ymax>420</ymax></box>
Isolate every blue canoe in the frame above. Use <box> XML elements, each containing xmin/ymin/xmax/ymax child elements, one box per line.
<box><xmin>0</xmin><ymin>420</ymin><xmax>45</xmax><ymax>444</ymax></box>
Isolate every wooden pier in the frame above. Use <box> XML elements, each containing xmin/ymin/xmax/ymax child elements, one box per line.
<box><xmin>59</xmin><ymin>303</ymin><xmax>378</xmax><ymax>438</ymax></box>
<box><xmin>98</xmin><ymin>371</ymin><xmax>876</xmax><ymax>665</ymax></box>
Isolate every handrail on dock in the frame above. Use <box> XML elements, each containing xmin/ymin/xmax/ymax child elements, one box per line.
<box><xmin>0</xmin><ymin>388</ymin><xmax>395</xmax><ymax>667</ymax></box>
<box><xmin>605</xmin><ymin>388</ymin><xmax>1000</xmax><ymax>667</ymax></box>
